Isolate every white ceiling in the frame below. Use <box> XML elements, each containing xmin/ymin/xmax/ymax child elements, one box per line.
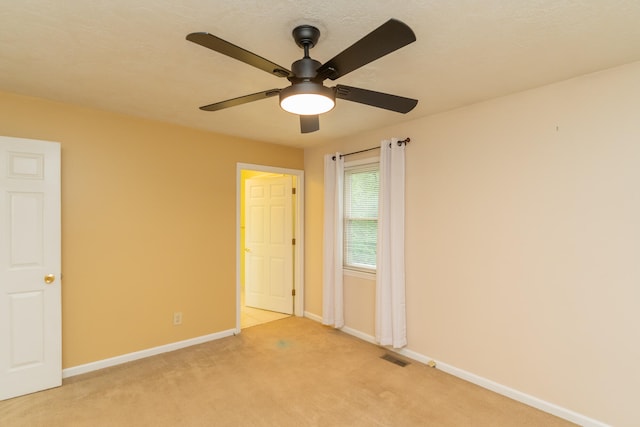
<box><xmin>2</xmin><ymin>0</ymin><xmax>640</xmax><ymax>148</ymax></box>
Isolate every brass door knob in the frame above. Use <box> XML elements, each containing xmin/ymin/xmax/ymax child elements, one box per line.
<box><xmin>44</xmin><ymin>274</ymin><xmax>55</xmax><ymax>284</ymax></box>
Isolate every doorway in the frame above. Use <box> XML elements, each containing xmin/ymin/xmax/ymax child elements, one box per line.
<box><xmin>236</xmin><ymin>164</ymin><xmax>304</xmax><ymax>331</ymax></box>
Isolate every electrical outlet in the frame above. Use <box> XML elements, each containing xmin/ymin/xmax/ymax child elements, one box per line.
<box><xmin>173</xmin><ymin>312</ymin><xmax>182</xmax><ymax>325</ymax></box>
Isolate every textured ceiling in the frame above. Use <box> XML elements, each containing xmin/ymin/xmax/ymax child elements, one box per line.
<box><xmin>2</xmin><ymin>0</ymin><xmax>640</xmax><ymax>147</ymax></box>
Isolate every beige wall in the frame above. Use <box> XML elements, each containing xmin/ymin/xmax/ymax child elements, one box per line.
<box><xmin>304</xmin><ymin>61</ymin><xmax>640</xmax><ymax>426</ymax></box>
<box><xmin>0</xmin><ymin>90</ymin><xmax>303</xmax><ymax>368</ymax></box>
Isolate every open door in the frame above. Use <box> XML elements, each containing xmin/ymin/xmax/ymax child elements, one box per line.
<box><xmin>244</xmin><ymin>175</ymin><xmax>294</xmax><ymax>314</ymax></box>
<box><xmin>0</xmin><ymin>136</ymin><xmax>61</xmax><ymax>400</ymax></box>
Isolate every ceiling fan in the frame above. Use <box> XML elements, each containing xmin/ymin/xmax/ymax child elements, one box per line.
<box><xmin>186</xmin><ymin>19</ymin><xmax>418</xmax><ymax>133</ymax></box>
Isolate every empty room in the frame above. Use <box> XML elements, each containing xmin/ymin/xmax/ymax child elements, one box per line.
<box><xmin>1</xmin><ymin>1</ymin><xmax>639</xmax><ymax>426</ymax></box>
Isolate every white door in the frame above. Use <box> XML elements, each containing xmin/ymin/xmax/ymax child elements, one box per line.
<box><xmin>245</xmin><ymin>175</ymin><xmax>293</xmax><ymax>314</ymax></box>
<box><xmin>0</xmin><ymin>136</ymin><xmax>61</xmax><ymax>400</ymax></box>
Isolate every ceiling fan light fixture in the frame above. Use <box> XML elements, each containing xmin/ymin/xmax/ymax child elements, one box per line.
<box><xmin>279</xmin><ymin>82</ymin><xmax>335</xmax><ymax>115</ymax></box>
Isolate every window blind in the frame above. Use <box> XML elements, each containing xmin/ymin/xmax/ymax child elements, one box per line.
<box><xmin>343</xmin><ymin>163</ymin><xmax>379</xmax><ymax>270</ymax></box>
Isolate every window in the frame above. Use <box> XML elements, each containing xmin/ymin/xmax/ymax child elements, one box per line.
<box><xmin>343</xmin><ymin>160</ymin><xmax>379</xmax><ymax>271</ymax></box>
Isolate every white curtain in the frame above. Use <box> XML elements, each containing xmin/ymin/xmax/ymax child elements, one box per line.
<box><xmin>322</xmin><ymin>153</ymin><xmax>344</xmax><ymax>328</ymax></box>
<box><xmin>376</xmin><ymin>138</ymin><xmax>407</xmax><ymax>348</ymax></box>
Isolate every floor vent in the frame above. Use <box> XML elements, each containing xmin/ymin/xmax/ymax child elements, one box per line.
<box><xmin>381</xmin><ymin>353</ymin><xmax>409</xmax><ymax>367</ymax></box>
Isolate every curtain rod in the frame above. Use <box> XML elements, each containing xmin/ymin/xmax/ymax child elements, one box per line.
<box><xmin>332</xmin><ymin>137</ymin><xmax>410</xmax><ymax>160</ymax></box>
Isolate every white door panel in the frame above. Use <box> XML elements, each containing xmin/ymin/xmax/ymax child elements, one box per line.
<box><xmin>245</xmin><ymin>176</ymin><xmax>293</xmax><ymax>314</ymax></box>
<box><xmin>1</xmin><ymin>136</ymin><xmax>61</xmax><ymax>400</ymax></box>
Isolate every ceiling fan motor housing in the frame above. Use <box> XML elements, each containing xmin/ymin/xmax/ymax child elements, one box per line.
<box><xmin>290</xmin><ymin>57</ymin><xmax>323</xmax><ymax>81</ymax></box>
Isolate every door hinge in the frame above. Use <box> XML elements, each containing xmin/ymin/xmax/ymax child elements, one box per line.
<box><xmin>292</xmin><ymin>238</ymin><xmax>296</xmax><ymax>245</ymax></box>
<box><xmin>292</xmin><ymin>289</ymin><xmax>296</xmax><ymax>296</ymax></box>
<box><xmin>292</xmin><ymin>187</ymin><xmax>296</xmax><ymax>195</ymax></box>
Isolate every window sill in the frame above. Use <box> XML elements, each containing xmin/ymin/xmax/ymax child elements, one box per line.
<box><xmin>343</xmin><ymin>268</ymin><xmax>376</xmax><ymax>281</ymax></box>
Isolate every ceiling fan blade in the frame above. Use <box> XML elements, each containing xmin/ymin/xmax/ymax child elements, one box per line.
<box><xmin>300</xmin><ymin>115</ymin><xmax>319</xmax><ymax>133</ymax></box>
<box><xmin>335</xmin><ymin>85</ymin><xmax>417</xmax><ymax>113</ymax></box>
<box><xmin>187</xmin><ymin>32</ymin><xmax>292</xmax><ymax>78</ymax></box>
<box><xmin>316</xmin><ymin>19</ymin><xmax>416</xmax><ymax>81</ymax></box>
<box><xmin>200</xmin><ymin>89</ymin><xmax>281</xmax><ymax>111</ymax></box>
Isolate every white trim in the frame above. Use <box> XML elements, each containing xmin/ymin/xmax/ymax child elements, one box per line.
<box><xmin>303</xmin><ymin>311</ymin><xmax>322</xmax><ymax>323</ymax></box>
<box><xmin>304</xmin><ymin>316</ymin><xmax>609</xmax><ymax>427</ymax></box>
<box><xmin>424</xmin><ymin>359</ymin><xmax>611</xmax><ymax>427</ymax></box>
<box><xmin>236</xmin><ymin>163</ymin><xmax>305</xmax><ymax>333</ymax></box>
<box><xmin>62</xmin><ymin>329</ymin><xmax>236</xmax><ymax>379</ymax></box>
<box><xmin>343</xmin><ymin>268</ymin><xmax>376</xmax><ymax>280</ymax></box>
<box><xmin>340</xmin><ymin>325</ymin><xmax>377</xmax><ymax>344</ymax></box>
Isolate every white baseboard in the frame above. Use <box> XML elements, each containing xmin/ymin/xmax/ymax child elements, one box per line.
<box><xmin>303</xmin><ymin>312</ymin><xmax>609</xmax><ymax>427</ymax></box>
<box><xmin>62</xmin><ymin>328</ymin><xmax>236</xmax><ymax>379</ymax></box>
<box><xmin>341</xmin><ymin>325</ymin><xmax>377</xmax><ymax>345</ymax></box>
<box><xmin>428</xmin><ymin>359</ymin><xmax>609</xmax><ymax>427</ymax></box>
<box><xmin>303</xmin><ymin>311</ymin><xmax>322</xmax><ymax>323</ymax></box>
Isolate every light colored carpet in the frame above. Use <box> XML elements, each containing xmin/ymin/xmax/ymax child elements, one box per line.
<box><xmin>0</xmin><ymin>317</ymin><xmax>576</xmax><ymax>426</ymax></box>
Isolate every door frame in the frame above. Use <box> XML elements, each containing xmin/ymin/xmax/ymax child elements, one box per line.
<box><xmin>236</xmin><ymin>163</ymin><xmax>304</xmax><ymax>333</ymax></box>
